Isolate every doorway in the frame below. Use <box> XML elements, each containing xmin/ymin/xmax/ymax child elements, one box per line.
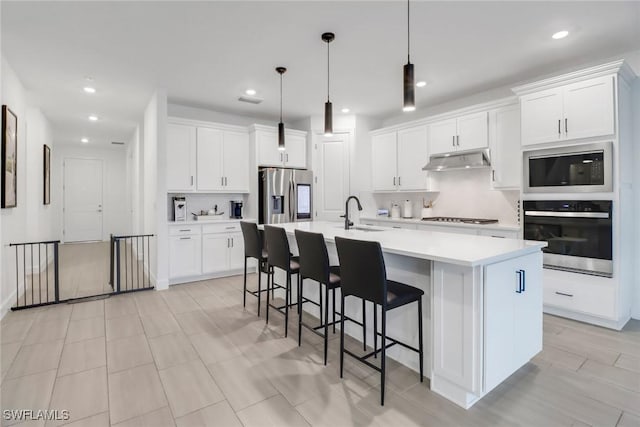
<box><xmin>63</xmin><ymin>157</ymin><xmax>104</xmax><ymax>242</ymax></box>
<box><xmin>313</xmin><ymin>132</ymin><xmax>351</xmax><ymax>221</ymax></box>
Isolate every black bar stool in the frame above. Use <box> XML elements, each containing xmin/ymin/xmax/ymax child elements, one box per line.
<box><xmin>264</xmin><ymin>225</ymin><xmax>301</xmax><ymax>338</ymax></box>
<box><xmin>335</xmin><ymin>236</ymin><xmax>424</xmax><ymax>406</ymax></box>
<box><xmin>240</xmin><ymin>221</ymin><xmax>271</xmax><ymax>316</ymax></box>
<box><xmin>294</xmin><ymin>229</ymin><xmax>344</xmax><ymax>365</ymax></box>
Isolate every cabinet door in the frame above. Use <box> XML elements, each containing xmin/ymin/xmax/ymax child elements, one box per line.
<box><xmin>520</xmin><ymin>88</ymin><xmax>563</xmax><ymax>146</ymax></box>
<box><xmin>196</xmin><ymin>128</ymin><xmax>224</xmax><ymax>191</ymax></box>
<box><xmin>563</xmin><ymin>76</ymin><xmax>615</xmax><ymax>141</ymax></box>
<box><xmin>457</xmin><ymin>111</ymin><xmax>488</xmax><ymax>151</ymax></box>
<box><xmin>223</xmin><ymin>131</ymin><xmax>250</xmax><ymax>192</ymax></box>
<box><xmin>284</xmin><ymin>134</ymin><xmax>307</xmax><ymax>168</ymax></box>
<box><xmin>167</xmin><ymin>124</ymin><xmax>196</xmax><ymax>192</ymax></box>
<box><xmin>512</xmin><ymin>252</ymin><xmax>543</xmax><ymax>365</ymax></box>
<box><xmin>429</xmin><ymin>119</ymin><xmax>457</xmax><ymax>155</ymax></box>
<box><xmin>371</xmin><ymin>132</ymin><xmax>398</xmax><ymax>191</ymax></box>
<box><xmin>256</xmin><ymin>131</ymin><xmax>284</xmax><ymax>167</ymax></box>
<box><xmin>169</xmin><ymin>235</ymin><xmax>202</xmax><ymax>278</ymax></box>
<box><xmin>228</xmin><ymin>232</ymin><xmax>245</xmax><ymax>270</ymax></box>
<box><xmin>397</xmin><ymin>126</ymin><xmax>428</xmax><ymax>190</ymax></box>
<box><xmin>201</xmin><ymin>234</ymin><xmax>229</xmax><ymax>274</ymax></box>
<box><xmin>490</xmin><ymin>106</ymin><xmax>521</xmax><ymax>189</ymax></box>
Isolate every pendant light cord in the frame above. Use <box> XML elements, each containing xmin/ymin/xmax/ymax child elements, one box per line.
<box><xmin>280</xmin><ymin>73</ymin><xmax>283</xmax><ymax>122</ymax></box>
<box><xmin>327</xmin><ymin>41</ymin><xmax>330</xmax><ymax>102</ymax></box>
<box><xmin>407</xmin><ymin>0</ymin><xmax>410</xmax><ymax>62</ymax></box>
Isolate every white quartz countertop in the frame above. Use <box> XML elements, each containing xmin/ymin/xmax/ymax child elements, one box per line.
<box><xmin>167</xmin><ymin>218</ymin><xmax>254</xmax><ymax>226</ymax></box>
<box><xmin>268</xmin><ymin>221</ymin><xmax>545</xmax><ymax>267</ymax></box>
<box><xmin>360</xmin><ymin>216</ymin><xmax>521</xmax><ymax>232</ymax></box>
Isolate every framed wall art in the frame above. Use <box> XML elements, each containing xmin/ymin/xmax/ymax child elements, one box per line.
<box><xmin>1</xmin><ymin>105</ymin><xmax>17</xmax><ymax>208</ymax></box>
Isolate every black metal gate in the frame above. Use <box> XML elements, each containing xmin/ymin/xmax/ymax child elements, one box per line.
<box><xmin>109</xmin><ymin>234</ymin><xmax>155</xmax><ymax>294</ymax></box>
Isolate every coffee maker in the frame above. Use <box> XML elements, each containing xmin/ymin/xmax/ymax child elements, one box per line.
<box><xmin>173</xmin><ymin>197</ymin><xmax>187</xmax><ymax>221</ymax></box>
<box><xmin>230</xmin><ymin>200</ymin><xmax>243</xmax><ymax>219</ymax></box>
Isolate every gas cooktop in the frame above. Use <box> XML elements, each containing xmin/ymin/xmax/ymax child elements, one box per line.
<box><xmin>422</xmin><ymin>216</ymin><xmax>499</xmax><ymax>225</ymax></box>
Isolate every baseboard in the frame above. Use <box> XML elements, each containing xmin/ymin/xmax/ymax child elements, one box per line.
<box><xmin>169</xmin><ymin>269</ymin><xmax>244</xmax><ymax>286</ymax></box>
<box><xmin>0</xmin><ymin>290</ymin><xmax>18</xmax><ymax>320</ymax></box>
<box><xmin>544</xmin><ymin>305</ymin><xmax>630</xmax><ymax>330</ymax></box>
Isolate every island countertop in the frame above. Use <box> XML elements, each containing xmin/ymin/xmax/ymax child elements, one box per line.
<box><xmin>267</xmin><ymin>221</ymin><xmax>546</xmax><ymax>267</ymax></box>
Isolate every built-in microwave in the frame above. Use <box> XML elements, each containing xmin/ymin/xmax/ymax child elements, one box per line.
<box><xmin>523</xmin><ymin>142</ymin><xmax>612</xmax><ymax>193</ymax></box>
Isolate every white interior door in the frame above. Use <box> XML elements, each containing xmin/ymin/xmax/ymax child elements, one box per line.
<box><xmin>64</xmin><ymin>158</ymin><xmax>104</xmax><ymax>242</ymax></box>
<box><xmin>314</xmin><ymin>132</ymin><xmax>350</xmax><ymax>221</ymax></box>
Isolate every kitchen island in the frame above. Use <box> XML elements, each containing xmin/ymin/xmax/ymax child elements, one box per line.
<box><xmin>266</xmin><ymin>221</ymin><xmax>547</xmax><ymax>409</ymax></box>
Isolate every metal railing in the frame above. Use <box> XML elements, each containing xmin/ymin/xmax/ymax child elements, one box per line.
<box><xmin>110</xmin><ymin>234</ymin><xmax>154</xmax><ymax>294</ymax></box>
<box><xmin>9</xmin><ymin>240</ymin><xmax>60</xmax><ymax>310</ymax></box>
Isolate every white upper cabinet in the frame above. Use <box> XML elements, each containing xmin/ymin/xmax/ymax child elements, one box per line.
<box><xmin>196</xmin><ymin>127</ymin><xmax>224</xmax><ymax>191</ymax></box>
<box><xmin>371</xmin><ymin>125</ymin><xmax>432</xmax><ymax>192</ymax></box>
<box><xmin>490</xmin><ymin>105</ymin><xmax>521</xmax><ymax>189</ymax></box>
<box><xmin>397</xmin><ymin>125</ymin><xmax>429</xmax><ymax>190</ymax></box>
<box><xmin>371</xmin><ymin>132</ymin><xmax>398</xmax><ymax>191</ymax></box>
<box><xmin>167</xmin><ymin>119</ymin><xmax>250</xmax><ymax>193</ymax></box>
<box><xmin>254</xmin><ymin>126</ymin><xmax>307</xmax><ymax>169</ymax></box>
<box><xmin>429</xmin><ymin>112</ymin><xmax>488</xmax><ymax>155</ymax></box>
<box><xmin>167</xmin><ymin>124</ymin><xmax>197</xmax><ymax>192</ymax></box>
<box><xmin>519</xmin><ymin>75</ymin><xmax>615</xmax><ymax>146</ymax></box>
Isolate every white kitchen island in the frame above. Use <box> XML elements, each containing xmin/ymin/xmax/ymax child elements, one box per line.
<box><xmin>266</xmin><ymin>221</ymin><xmax>547</xmax><ymax>409</ymax></box>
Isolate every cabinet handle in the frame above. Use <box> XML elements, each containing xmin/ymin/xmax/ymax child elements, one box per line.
<box><xmin>398</xmin><ymin>176</ymin><xmax>401</xmax><ymax>186</ymax></box>
<box><xmin>558</xmin><ymin>119</ymin><xmax>561</xmax><ymax>135</ymax></box>
<box><xmin>190</xmin><ymin>176</ymin><xmax>194</xmax><ymax>186</ymax></box>
<box><xmin>224</xmin><ymin>177</ymin><xmax>228</xmax><ymax>186</ymax></box>
<box><xmin>221</xmin><ymin>177</ymin><xmax>224</xmax><ymax>186</ymax></box>
<box><xmin>456</xmin><ymin>135</ymin><xmax>460</xmax><ymax>146</ymax></box>
<box><xmin>565</xmin><ymin>118</ymin><xmax>568</xmax><ymax>134</ymax></box>
<box><xmin>225</xmin><ymin>226</ymin><xmax>235</xmax><ymax>230</ymax></box>
<box><xmin>520</xmin><ymin>269</ymin><xmax>525</xmax><ymax>292</ymax></box>
<box><xmin>179</xmin><ymin>229</ymin><xmax>190</xmax><ymax>232</ymax></box>
<box><xmin>180</xmin><ymin>237</ymin><xmax>191</xmax><ymax>240</ymax></box>
<box><xmin>555</xmin><ymin>291</ymin><xmax>573</xmax><ymax>298</ymax></box>
<box><xmin>515</xmin><ymin>271</ymin><xmax>522</xmax><ymax>293</ymax></box>
<box><xmin>286</xmin><ymin>153</ymin><xmax>289</xmax><ymax>162</ymax></box>
<box><xmin>492</xmin><ymin>170</ymin><xmax>495</xmax><ymax>181</ymax></box>
<box><xmin>393</xmin><ymin>177</ymin><xmax>396</xmax><ymax>186</ymax></box>
<box><xmin>231</xmin><ymin>238</ymin><xmax>234</xmax><ymax>248</ymax></box>
<box><xmin>227</xmin><ymin>238</ymin><xmax>230</xmax><ymax>248</ymax></box>
<box><xmin>452</xmin><ymin>135</ymin><xmax>455</xmax><ymax>147</ymax></box>
<box><xmin>392</xmin><ymin>226</ymin><xmax>401</xmax><ymax>229</ymax></box>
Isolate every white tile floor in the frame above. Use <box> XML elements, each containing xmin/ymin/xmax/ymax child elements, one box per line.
<box><xmin>1</xmin><ymin>274</ymin><xmax>639</xmax><ymax>427</ymax></box>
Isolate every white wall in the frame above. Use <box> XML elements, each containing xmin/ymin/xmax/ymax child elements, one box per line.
<box><xmin>1</xmin><ymin>58</ymin><xmax>56</xmax><ymax>316</ymax></box>
<box><xmin>633</xmin><ymin>78</ymin><xmax>640</xmax><ymax>320</ymax></box>
<box><xmin>126</xmin><ymin>126</ymin><xmax>143</xmax><ymax>235</ymax></box>
<box><xmin>53</xmin><ymin>144</ymin><xmax>129</xmax><ymax>241</ymax></box>
<box><xmin>168</xmin><ymin>103</ymin><xmax>274</xmax><ymax>127</ymax></box>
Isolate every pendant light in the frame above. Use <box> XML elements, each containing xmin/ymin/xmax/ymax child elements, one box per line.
<box><xmin>322</xmin><ymin>32</ymin><xmax>335</xmax><ymax>136</ymax></box>
<box><xmin>403</xmin><ymin>0</ymin><xmax>415</xmax><ymax>112</ymax></box>
<box><xmin>276</xmin><ymin>66</ymin><xmax>287</xmax><ymax>151</ymax></box>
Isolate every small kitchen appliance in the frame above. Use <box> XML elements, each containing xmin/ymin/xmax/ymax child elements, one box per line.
<box><xmin>390</xmin><ymin>203</ymin><xmax>401</xmax><ymax>219</ymax></box>
<box><xmin>402</xmin><ymin>200</ymin><xmax>413</xmax><ymax>218</ymax></box>
<box><xmin>173</xmin><ymin>197</ymin><xmax>187</xmax><ymax>222</ymax></box>
<box><xmin>230</xmin><ymin>200</ymin><xmax>244</xmax><ymax>219</ymax></box>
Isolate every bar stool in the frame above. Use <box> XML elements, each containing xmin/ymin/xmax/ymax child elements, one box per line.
<box><xmin>240</xmin><ymin>221</ymin><xmax>271</xmax><ymax>316</ymax></box>
<box><xmin>334</xmin><ymin>236</ymin><xmax>424</xmax><ymax>406</ymax></box>
<box><xmin>264</xmin><ymin>225</ymin><xmax>301</xmax><ymax>338</ymax></box>
<box><xmin>294</xmin><ymin>229</ymin><xmax>343</xmax><ymax>365</ymax></box>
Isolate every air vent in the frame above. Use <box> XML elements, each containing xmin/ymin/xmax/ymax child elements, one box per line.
<box><xmin>238</xmin><ymin>95</ymin><xmax>263</xmax><ymax>104</ymax></box>
<box><xmin>111</xmin><ymin>141</ymin><xmax>125</xmax><ymax>145</ymax></box>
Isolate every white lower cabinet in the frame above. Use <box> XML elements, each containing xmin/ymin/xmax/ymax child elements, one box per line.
<box><xmin>169</xmin><ymin>223</ymin><xmax>246</xmax><ymax>282</ymax></box>
<box><xmin>169</xmin><ymin>234</ymin><xmax>202</xmax><ymax>278</ymax></box>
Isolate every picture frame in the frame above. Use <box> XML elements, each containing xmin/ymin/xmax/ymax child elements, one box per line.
<box><xmin>43</xmin><ymin>144</ymin><xmax>50</xmax><ymax>205</ymax></box>
<box><xmin>1</xmin><ymin>105</ymin><xmax>17</xmax><ymax>208</ymax></box>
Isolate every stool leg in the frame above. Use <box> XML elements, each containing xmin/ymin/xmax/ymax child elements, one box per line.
<box><xmin>298</xmin><ymin>276</ymin><xmax>303</xmax><ymax>346</ymax></box>
<box><xmin>381</xmin><ymin>308</ymin><xmax>387</xmax><ymax>406</ymax></box>
<box><xmin>340</xmin><ymin>294</ymin><xmax>345</xmax><ymax>378</ymax></box>
<box><xmin>257</xmin><ymin>262</ymin><xmax>262</xmax><ymax>317</ymax></box>
<box><xmin>324</xmin><ymin>284</ymin><xmax>329</xmax><ymax>365</ymax></box>
<box><xmin>318</xmin><ymin>281</ymin><xmax>323</xmax><ymax>328</ymax></box>
<box><xmin>362</xmin><ymin>299</ymin><xmax>367</xmax><ymax>351</ymax></box>
<box><xmin>332</xmin><ymin>288</ymin><xmax>336</xmax><ymax>334</ymax></box>
<box><xmin>243</xmin><ymin>257</ymin><xmax>247</xmax><ymax>308</ymax></box>
<box><xmin>373</xmin><ymin>303</ymin><xmax>377</xmax><ymax>359</ymax></box>
<box><xmin>285</xmin><ymin>272</ymin><xmax>290</xmax><ymax>338</ymax></box>
<box><xmin>418</xmin><ymin>298</ymin><xmax>424</xmax><ymax>382</ymax></box>
<box><xmin>266</xmin><ymin>266</ymin><xmax>271</xmax><ymax>324</ymax></box>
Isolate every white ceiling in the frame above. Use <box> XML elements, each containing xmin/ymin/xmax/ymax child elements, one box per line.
<box><xmin>2</xmin><ymin>1</ymin><xmax>639</xmax><ymax>146</ymax></box>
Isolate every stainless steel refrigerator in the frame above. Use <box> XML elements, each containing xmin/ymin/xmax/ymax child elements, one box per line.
<box><xmin>259</xmin><ymin>168</ymin><xmax>313</xmax><ymax>224</ymax></box>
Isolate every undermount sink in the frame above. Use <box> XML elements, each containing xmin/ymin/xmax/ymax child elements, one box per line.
<box><xmin>335</xmin><ymin>225</ymin><xmax>384</xmax><ymax>232</ymax></box>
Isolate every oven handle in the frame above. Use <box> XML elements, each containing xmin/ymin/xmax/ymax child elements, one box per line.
<box><xmin>524</xmin><ymin>211</ymin><xmax>609</xmax><ymax>219</ymax></box>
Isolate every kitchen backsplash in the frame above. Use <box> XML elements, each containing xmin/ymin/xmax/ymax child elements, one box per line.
<box><xmin>368</xmin><ymin>168</ymin><xmax>520</xmax><ymax>225</ymax></box>
<box><xmin>167</xmin><ymin>193</ymin><xmax>248</xmax><ymax>221</ymax></box>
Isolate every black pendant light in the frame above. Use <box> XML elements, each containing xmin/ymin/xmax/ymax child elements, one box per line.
<box><xmin>276</xmin><ymin>66</ymin><xmax>287</xmax><ymax>151</ymax></box>
<box><xmin>403</xmin><ymin>0</ymin><xmax>415</xmax><ymax>112</ymax></box>
<box><xmin>322</xmin><ymin>32</ymin><xmax>335</xmax><ymax>137</ymax></box>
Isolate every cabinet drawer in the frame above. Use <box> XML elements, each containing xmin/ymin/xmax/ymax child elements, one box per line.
<box><xmin>202</xmin><ymin>222</ymin><xmax>241</xmax><ymax>234</ymax></box>
<box><xmin>543</xmin><ymin>269</ymin><xmax>616</xmax><ymax>319</ymax></box>
<box><xmin>477</xmin><ymin>229</ymin><xmax>520</xmax><ymax>239</ymax></box>
<box><xmin>169</xmin><ymin>225</ymin><xmax>201</xmax><ymax>236</ymax></box>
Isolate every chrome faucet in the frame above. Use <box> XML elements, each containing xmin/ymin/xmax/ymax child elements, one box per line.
<box><xmin>342</xmin><ymin>196</ymin><xmax>363</xmax><ymax>230</ymax></box>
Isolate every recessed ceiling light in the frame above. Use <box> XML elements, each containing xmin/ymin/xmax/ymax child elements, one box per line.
<box><xmin>83</xmin><ymin>86</ymin><xmax>96</xmax><ymax>94</ymax></box>
<box><xmin>245</xmin><ymin>89</ymin><xmax>256</xmax><ymax>96</ymax></box>
<box><xmin>552</xmin><ymin>30</ymin><xmax>569</xmax><ymax>40</ymax></box>
<box><xmin>416</xmin><ymin>81</ymin><xmax>427</xmax><ymax>88</ymax></box>
<box><xmin>88</xmin><ymin>115</ymin><xmax>99</xmax><ymax>121</ymax></box>
<box><xmin>81</xmin><ymin>138</ymin><xmax>89</xmax><ymax>143</ymax></box>
<box><xmin>341</xmin><ymin>108</ymin><xmax>350</xmax><ymax>113</ymax></box>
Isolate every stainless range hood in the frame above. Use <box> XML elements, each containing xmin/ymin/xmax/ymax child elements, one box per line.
<box><xmin>422</xmin><ymin>149</ymin><xmax>491</xmax><ymax>171</ymax></box>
